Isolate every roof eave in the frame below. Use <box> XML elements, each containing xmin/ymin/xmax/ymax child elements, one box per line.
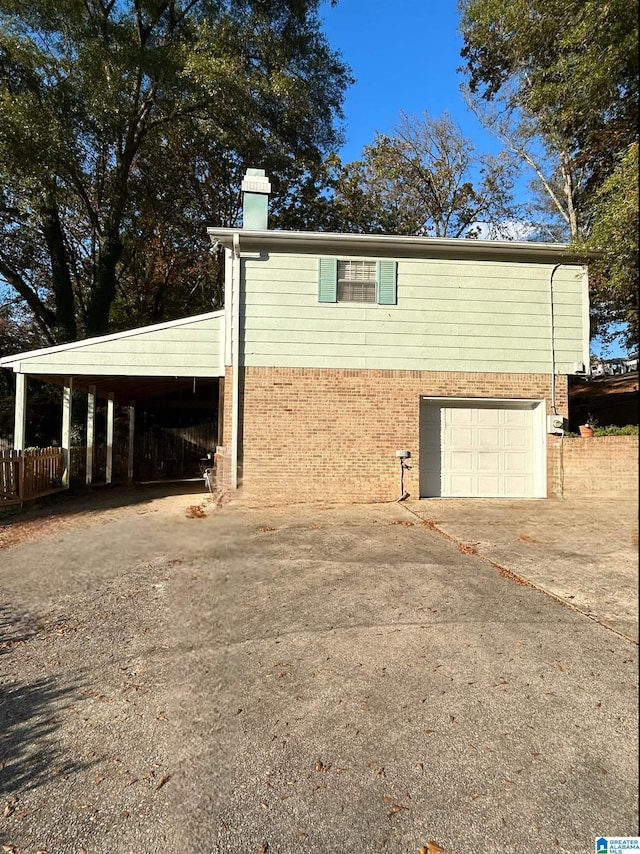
<box><xmin>206</xmin><ymin>227</ymin><xmax>599</xmax><ymax>263</ymax></box>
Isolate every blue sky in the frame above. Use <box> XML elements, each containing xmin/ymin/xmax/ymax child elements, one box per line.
<box><xmin>319</xmin><ymin>0</ymin><xmax>499</xmax><ymax>163</ymax></box>
<box><xmin>319</xmin><ymin>0</ymin><xmax>627</xmax><ymax>358</ymax></box>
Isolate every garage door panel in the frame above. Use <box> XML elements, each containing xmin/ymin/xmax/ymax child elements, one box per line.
<box><xmin>448</xmin><ymin>450</ymin><xmax>473</xmax><ymax>469</ymax></box>
<box><xmin>504</xmin><ymin>451</ymin><xmax>529</xmax><ymax>472</ymax></box>
<box><xmin>477</xmin><ymin>426</ymin><xmax>501</xmax><ymax>448</ymax></box>
<box><xmin>477</xmin><ymin>408</ymin><xmax>501</xmax><ymax>425</ymax></box>
<box><xmin>449</xmin><ymin>426</ymin><xmax>474</xmax><ymax>445</ymax></box>
<box><xmin>478</xmin><ymin>451</ymin><xmax>500</xmax><ymax>471</ymax></box>
<box><xmin>447</xmin><ymin>408</ymin><xmax>473</xmax><ymax>425</ymax></box>
<box><xmin>449</xmin><ymin>474</ymin><xmax>476</xmax><ymax>494</ymax></box>
<box><xmin>504</xmin><ymin>429</ymin><xmax>528</xmax><ymax>449</ymax></box>
<box><xmin>504</xmin><ymin>475</ymin><xmax>529</xmax><ymax>494</ymax></box>
<box><xmin>477</xmin><ymin>474</ymin><xmax>501</xmax><ymax>494</ymax></box>
<box><xmin>420</xmin><ymin>399</ymin><xmax>542</xmax><ymax>498</ymax></box>
<box><xmin>504</xmin><ymin>409</ymin><xmax>530</xmax><ymax>426</ymax></box>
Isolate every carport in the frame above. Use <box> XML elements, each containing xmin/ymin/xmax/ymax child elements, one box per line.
<box><xmin>0</xmin><ymin>311</ymin><xmax>225</xmax><ymax>487</ymax></box>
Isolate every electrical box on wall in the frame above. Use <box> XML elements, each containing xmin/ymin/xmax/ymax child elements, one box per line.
<box><xmin>547</xmin><ymin>414</ymin><xmax>567</xmax><ymax>435</ymax></box>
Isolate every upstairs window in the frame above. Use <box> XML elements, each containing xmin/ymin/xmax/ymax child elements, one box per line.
<box><xmin>337</xmin><ymin>260</ymin><xmax>376</xmax><ymax>303</ymax></box>
<box><xmin>318</xmin><ymin>258</ymin><xmax>397</xmax><ymax>305</ymax></box>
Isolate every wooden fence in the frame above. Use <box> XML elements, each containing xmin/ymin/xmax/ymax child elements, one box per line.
<box><xmin>0</xmin><ymin>448</ymin><xmax>65</xmax><ymax>507</ymax></box>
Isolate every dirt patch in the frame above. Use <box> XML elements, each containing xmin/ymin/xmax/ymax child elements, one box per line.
<box><xmin>0</xmin><ymin>484</ymin><xmax>213</xmax><ymax>550</ymax></box>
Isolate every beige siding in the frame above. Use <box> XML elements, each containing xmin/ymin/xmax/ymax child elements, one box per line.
<box><xmin>12</xmin><ymin>313</ymin><xmax>224</xmax><ymax>377</ymax></box>
<box><xmin>241</xmin><ymin>254</ymin><xmax>586</xmax><ymax>373</ymax></box>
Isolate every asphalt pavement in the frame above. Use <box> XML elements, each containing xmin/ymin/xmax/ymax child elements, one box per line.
<box><xmin>1</xmin><ymin>488</ymin><xmax>637</xmax><ymax>853</ymax></box>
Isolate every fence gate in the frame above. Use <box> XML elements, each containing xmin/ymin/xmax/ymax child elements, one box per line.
<box><xmin>0</xmin><ymin>448</ymin><xmax>65</xmax><ymax>507</ymax></box>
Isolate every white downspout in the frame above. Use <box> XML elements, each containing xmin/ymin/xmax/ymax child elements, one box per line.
<box><xmin>231</xmin><ymin>232</ymin><xmax>241</xmax><ymax>489</ymax></box>
<box><xmin>549</xmin><ymin>264</ymin><xmax>561</xmax><ymax>415</ymax></box>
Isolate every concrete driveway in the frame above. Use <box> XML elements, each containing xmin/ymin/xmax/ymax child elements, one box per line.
<box><xmin>1</xmin><ymin>488</ymin><xmax>638</xmax><ymax>854</ymax></box>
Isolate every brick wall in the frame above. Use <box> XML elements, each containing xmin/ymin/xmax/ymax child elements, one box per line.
<box><xmin>548</xmin><ymin>435</ymin><xmax>639</xmax><ymax>499</ymax></box>
<box><xmin>217</xmin><ymin>366</ymin><xmax>567</xmax><ymax>503</ymax></box>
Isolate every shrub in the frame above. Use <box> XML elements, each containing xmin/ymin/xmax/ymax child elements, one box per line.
<box><xmin>593</xmin><ymin>424</ymin><xmax>638</xmax><ymax>436</ymax></box>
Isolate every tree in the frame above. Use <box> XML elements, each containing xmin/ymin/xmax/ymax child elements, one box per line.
<box><xmin>0</xmin><ymin>0</ymin><xmax>351</xmax><ymax>344</ymax></box>
<box><xmin>583</xmin><ymin>143</ymin><xmax>639</xmax><ymax>349</ymax></box>
<box><xmin>462</xmin><ymin>86</ymin><xmax>587</xmax><ymax>241</ymax></box>
<box><xmin>459</xmin><ymin>0</ymin><xmax>638</xmax><ymax>182</ymax></box>
<box><xmin>458</xmin><ymin>0</ymin><xmax>639</xmax><ymax>345</ymax></box>
<box><xmin>275</xmin><ymin>112</ymin><xmax>519</xmax><ymax>238</ymax></box>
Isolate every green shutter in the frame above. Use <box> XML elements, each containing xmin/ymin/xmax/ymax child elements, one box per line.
<box><xmin>318</xmin><ymin>257</ymin><xmax>337</xmax><ymax>302</ymax></box>
<box><xmin>376</xmin><ymin>259</ymin><xmax>397</xmax><ymax>305</ymax></box>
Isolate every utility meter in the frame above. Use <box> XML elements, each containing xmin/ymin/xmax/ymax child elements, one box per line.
<box><xmin>547</xmin><ymin>414</ymin><xmax>567</xmax><ymax>435</ymax></box>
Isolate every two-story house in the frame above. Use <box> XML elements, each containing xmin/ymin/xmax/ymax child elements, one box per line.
<box><xmin>1</xmin><ymin>168</ymin><xmax>590</xmax><ymax>501</ymax></box>
<box><xmin>208</xmin><ymin>169</ymin><xmax>589</xmax><ymax>502</ymax></box>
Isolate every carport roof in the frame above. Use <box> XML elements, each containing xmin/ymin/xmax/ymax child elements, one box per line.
<box><xmin>0</xmin><ymin>310</ymin><xmax>225</xmax><ymax>404</ymax></box>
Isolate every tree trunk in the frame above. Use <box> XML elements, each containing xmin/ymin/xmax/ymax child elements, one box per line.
<box><xmin>86</xmin><ymin>230</ymin><xmax>123</xmax><ymax>337</ymax></box>
<box><xmin>40</xmin><ymin>198</ymin><xmax>77</xmax><ymax>342</ymax></box>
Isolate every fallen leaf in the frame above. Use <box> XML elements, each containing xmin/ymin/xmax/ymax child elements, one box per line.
<box><xmin>423</xmin><ymin>842</ymin><xmax>446</xmax><ymax>854</ymax></box>
<box><xmin>389</xmin><ymin>804</ymin><xmax>408</xmax><ymax>813</ymax></box>
<box><xmin>258</xmin><ymin>844</ymin><xmax>269</xmax><ymax>854</ymax></box>
<box><xmin>457</xmin><ymin>543</ymin><xmax>477</xmax><ymax>555</ymax></box>
<box><xmin>383</xmin><ymin>795</ymin><xmax>395</xmax><ymax>803</ymax></box>
<box><xmin>186</xmin><ymin>504</ymin><xmax>205</xmax><ymax>517</ymax></box>
<box><xmin>155</xmin><ymin>774</ymin><xmax>172</xmax><ymax>791</ymax></box>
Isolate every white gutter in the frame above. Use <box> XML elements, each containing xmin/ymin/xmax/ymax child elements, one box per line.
<box><xmin>207</xmin><ymin>227</ymin><xmax>600</xmax><ymax>264</ymax></box>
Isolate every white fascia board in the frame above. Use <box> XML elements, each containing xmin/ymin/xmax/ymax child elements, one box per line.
<box><xmin>206</xmin><ymin>227</ymin><xmax>599</xmax><ymax>264</ymax></box>
<box><xmin>0</xmin><ymin>309</ymin><xmax>225</xmax><ymax>369</ymax></box>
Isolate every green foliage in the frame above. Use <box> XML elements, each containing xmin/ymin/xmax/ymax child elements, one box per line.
<box><xmin>593</xmin><ymin>424</ymin><xmax>639</xmax><ymax>436</ymax></box>
<box><xmin>0</xmin><ymin>0</ymin><xmax>351</xmax><ymax>343</ymax></box>
<box><xmin>582</xmin><ymin>143</ymin><xmax>639</xmax><ymax>349</ymax></box>
<box><xmin>565</xmin><ymin>425</ymin><xmax>638</xmax><ymax>437</ymax></box>
<box><xmin>459</xmin><ymin>0</ymin><xmax>639</xmax><ymax>347</ymax></box>
<box><xmin>459</xmin><ymin>0</ymin><xmax>638</xmax><ymax>175</ymax></box>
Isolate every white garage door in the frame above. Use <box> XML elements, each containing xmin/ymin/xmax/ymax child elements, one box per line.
<box><xmin>419</xmin><ymin>399</ymin><xmax>545</xmax><ymax>498</ymax></box>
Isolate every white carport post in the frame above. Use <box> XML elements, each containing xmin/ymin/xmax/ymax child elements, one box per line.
<box><xmin>13</xmin><ymin>372</ymin><xmax>27</xmax><ymax>451</ymax></box>
<box><xmin>86</xmin><ymin>384</ymin><xmax>96</xmax><ymax>485</ymax></box>
<box><xmin>127</xmin><ymin>400</ymin><xmax>135</xmax><ymax>485</ymax></box>
<box><xmin>61</xmin><ymin>377</ymin><xmax>73</xmax><ymax>489</ymax></box>
<box><xmin>106</xmin><ymin>392</ymin><xmax>114</xmax><ymax>484</ymax></box>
